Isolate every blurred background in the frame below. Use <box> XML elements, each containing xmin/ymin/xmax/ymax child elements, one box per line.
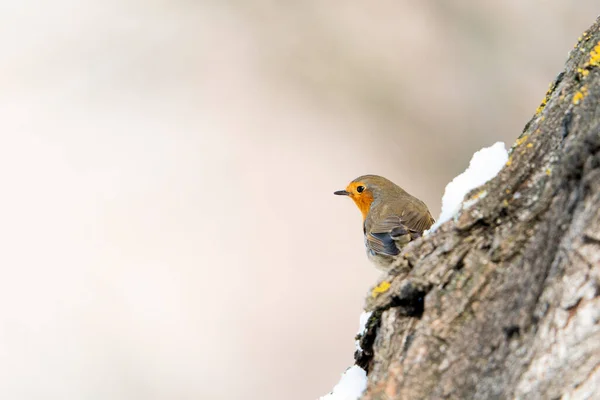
<box><xmin>0</xmin><ymin>1</ymin><xmax>596</xmax><ymax>399</ymax></box>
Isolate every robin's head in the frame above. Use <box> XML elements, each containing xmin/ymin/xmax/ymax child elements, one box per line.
<box><xmin>334</xmin><ymin>175</ymin><xmax>398</xmax><ymax>219</ymax></box>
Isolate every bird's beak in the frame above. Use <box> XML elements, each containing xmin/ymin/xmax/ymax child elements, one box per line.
<box><xmin>334</xmin><ymin>190</ymin><xmax>350</xmax><ymax>196</ymax></box>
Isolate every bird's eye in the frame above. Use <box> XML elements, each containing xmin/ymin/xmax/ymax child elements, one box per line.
<box><xmin>356</xmin><ymin>185</ymin><xmax>365</xmax><ymax>193</ymax></box>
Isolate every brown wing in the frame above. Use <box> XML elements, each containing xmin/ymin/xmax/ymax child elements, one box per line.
<box><xmin>398</xmin><ymin>207</ymin><xmax>435</xmax><ymax>235</ymax></box>
<box><xmin>365</xmin><ymin>211</ymin><xmax>434</xmax><ymax>257</ymax></box>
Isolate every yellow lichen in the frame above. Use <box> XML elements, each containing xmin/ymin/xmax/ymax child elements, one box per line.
<box><xmin>577</xmin><ymin>68</ymin><xmax>590</xmax><ymax>77</ymax></box>
<box><xmin>515</xmin><ymin>136</ymin><xmax>528</xmax><ymax>147</ymax></box>
<box><xmin>535</xmin><ymin>77</ymin><xmax>562</xmax><ymax>115</ymax></box>
<box><xmin>371</xmin><ymin>281</ymin><xmax>391</xmax><ymax>298</ymax></box>
<box><xmin>526</xmin><ymin>143</ymin><xmax>533</xmax><ymax>148</ymax></box>
<box><xmin>589</xmin><ymin>41</ymin><xmax>600</xmax><ymax>67</ymax></box>
<box><xmin>546</xmin><ymin>169</ymin><xmax>552</xmax><ymax>176</ymax></box>
<box><xmin>572</xmin><ymin>86</ymin><xmax>588</xmax><ymax>105</ymax></box>
<box><xmin>577</xmin><ymin>41</ymin><xmax>600</xmax><ymax>78</ymax></box>
<box><xmin>535</xmin><ymin>101</ymin><xmax>547</xmax><ymax>115</ymax></box>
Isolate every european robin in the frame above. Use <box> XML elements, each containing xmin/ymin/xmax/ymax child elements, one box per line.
<box><xmin>334</xmin><ymin>175</ymin><xmax>434</xmax><ymax>270</ymax></box>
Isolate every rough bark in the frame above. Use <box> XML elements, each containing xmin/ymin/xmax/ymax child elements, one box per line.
<box><xmin>356</xmin><ymin>17</ymin><xmax>600</xmax><ymax>400</ymax></box>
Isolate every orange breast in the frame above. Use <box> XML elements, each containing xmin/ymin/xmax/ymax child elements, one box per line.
<box><xmin>351</xmin><ymin>191</ymin><xmax>374</xmax><ymax>220</ymax></box>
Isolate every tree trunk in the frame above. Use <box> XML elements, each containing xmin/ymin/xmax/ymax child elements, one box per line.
<box><xmin>356</xmin><ymin>17</ymin><xmax>600</xmax><ymax>400</ymax></box>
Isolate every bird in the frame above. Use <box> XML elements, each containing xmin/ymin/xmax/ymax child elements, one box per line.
<box><xmin>334</xmin><ymin>174</ymin><xmax>435</xmax><ymax>270</ymax></box>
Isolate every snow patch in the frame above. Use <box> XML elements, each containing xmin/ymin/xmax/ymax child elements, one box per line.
<box><xmin>319</xmin><ymin>365</ymin><xmax>367</xmax><ymax>400</ymax></box>
<box><xmin>429</xmin><ymin>142</ymin><xmax>508</xmax><ymax>232</ymax></box>
<box><xmin>355</xmin><ymin>311</ymin><xmax>372</xmax><ymax>351</ymax></box>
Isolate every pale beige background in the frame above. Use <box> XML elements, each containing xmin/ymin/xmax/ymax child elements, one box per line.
<box><xmin>0</xmin><ymin>2</ymin><xmax>596</xmax><ymax>399</ymax></box>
